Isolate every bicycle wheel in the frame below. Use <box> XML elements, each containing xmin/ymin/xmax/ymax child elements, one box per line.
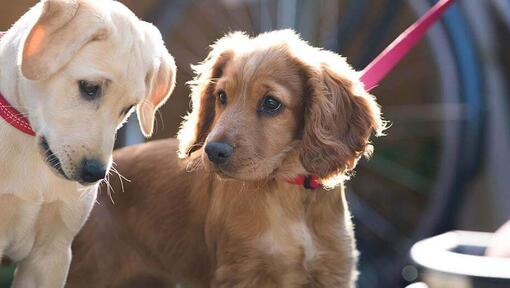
<box><xmin>345</xmin><ymin>0</ymin><xmax>484</xmax><ymax>286</ymax></box>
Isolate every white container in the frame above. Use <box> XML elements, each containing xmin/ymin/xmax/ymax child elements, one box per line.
<box><xmin>411</xmin><ymin>231</ymin><xmax>510</xmax><ymax>288</ymax></box>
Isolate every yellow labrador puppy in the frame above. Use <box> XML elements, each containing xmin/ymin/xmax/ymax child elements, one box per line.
<box><xmin>0</xmin><ymin>0</ymin><xmax>175</xmax><ymax>287</ymax></box>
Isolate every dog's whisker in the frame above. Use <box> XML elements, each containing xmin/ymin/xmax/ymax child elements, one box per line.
<box><xmin>185</xmin><ymin>155</ymin><xmax>204</xmax><ymax>172</ymax></box>
<box><xmin>79</xmin><ymin>189</ymin><xmax>90</xmax><ymax>201</ymax></box>
<box><xmin>100</xmin><ymin>175</ymin><xmax>115</xmax><ymax>205</ymax></box>
<box><xmin>111</xmin><ymin>167</ymin><xmax>130</xmax><ymax>183</ymax></box>
<box><xmin>79</xmin><ymin>186</ymin><xmax>96</xmax><ymax>202</ymax></box>
<box><xmin>188</xmin><ymin>142</ymin><xmax>205</xmax><ymax>150</ymax></box>
<box><xmin>110</xmin><ymin>162</ymin><xmax>130</xmax><ymax>194</ymax></box>
<box><xmin>107</xmin><ymin>168</ymin><xmax>122</xmax><ymax>193</ymax></box>
<box><xmin>106</xmin><ymin>173</ymin><xmax>114</xmax><ymax>194</ymax></box>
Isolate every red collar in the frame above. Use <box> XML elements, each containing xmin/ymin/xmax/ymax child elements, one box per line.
<box><xmin>287</xmin><ymin>0</ymin><xmax>454</xmax><ymax>189</ymax></box>
<box><xmin>0</xmin><ymin>31</ymin><xmax>36</xmax><ymax>136</ymax></box>
<box><xmin>0</xmin><ymin>92</ymin><xmax>36</xmax><ymax>136</ymax></box>
<box><xmin>287</xmin><ymin>175</ymin><xmax>321</xmax><ymax>190</ymax></box>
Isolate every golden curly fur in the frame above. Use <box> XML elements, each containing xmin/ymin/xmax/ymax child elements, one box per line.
<box><xmin>68</xmin><ymin>30</ymin><xmax>385</xmax><ymax>288</ymax></box>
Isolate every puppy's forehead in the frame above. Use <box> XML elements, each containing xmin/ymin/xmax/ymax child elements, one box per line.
<box><xmin>68</xmin><ymin>11</ymin><xmax>163</xmax><ymax>101</ymax></box>
<box><xmin>223</xmin><ymin>47</ymin><xmax>303</xmax><ymax>92</ymax></box>
<box><xmin>67</xmin><ymin>41</ymin><xmax>145</xmax><ymax>102</ymax></box>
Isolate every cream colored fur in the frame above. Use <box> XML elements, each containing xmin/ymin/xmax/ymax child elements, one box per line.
<box><xmin>0</xmin><ymin>1</ymin><xmax>175</xmax><ymax>287</ymax></box>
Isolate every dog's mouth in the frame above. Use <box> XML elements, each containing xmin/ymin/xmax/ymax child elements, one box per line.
<box><xmin>39</xmin><ymin>137</ymin><xmax>69</xmax><ymax>180</ymax></box>
<box><xmin>212</xmin><ymin>166</ymin><xmax>235</xmax><ymax>179</ymax></box>
<box><xmin>207</xmin><ymin>159</ymin><xmax>259</xmax><ymax>180</ymax></box>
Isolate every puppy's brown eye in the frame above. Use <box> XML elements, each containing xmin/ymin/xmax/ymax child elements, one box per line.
<box><xmin>79</xmin><ymin>80</ymin><xmax>101</xmax><ymax>100</ymax></box>
<box><xmin>259</xmin><ymin>96</ymin><xmax>282</xmax><ymax>115</ymax></box>
<box><xmin>218</xmin><ymin>91</ymin><xmax>227</xmax><ymax>105</ymax></box>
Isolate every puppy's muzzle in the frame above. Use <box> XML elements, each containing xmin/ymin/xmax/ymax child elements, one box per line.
<box><xmin>205</xmin><ymin>142</ymin><xmax>234</xmax><ymax>165</ymax></box>
<box><xmin>80</xmin><ymin>159</ymin><xmax>107</xmax><ymax>184</ymax></box>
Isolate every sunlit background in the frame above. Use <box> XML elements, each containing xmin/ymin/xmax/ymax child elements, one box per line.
<box><xmin>2</xmin><ymin>0</ymin><xmax>510</xmax><ymax>287</ymax></box>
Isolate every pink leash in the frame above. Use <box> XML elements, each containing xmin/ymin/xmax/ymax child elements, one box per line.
<box><xmin>291</xmin><ymin>0</ymin><xmax>456</xmax><ymax>189</ymax></box>
<box><xmin>360</xmin><ymin>0</ymin><xmax>456</xmax><ymax>92</ymax></box>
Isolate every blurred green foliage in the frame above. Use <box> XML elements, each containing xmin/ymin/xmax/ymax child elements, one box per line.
<box><xmin>0</xmin><ymin>265</ymin><xmax>14</xmax><ymax>288</ymax></box>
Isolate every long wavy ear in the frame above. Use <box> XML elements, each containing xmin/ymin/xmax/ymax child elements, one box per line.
<box><xmin>21</xmin><ymin>0</ymin><xmax>108</xmax><ymax>80</ymax></box>
<box><xmin>177</xmin><ymin>51</ymin><xmax>232</xmax><ymax>158</ymax></box>
<box><xmin>177</xmin><ymin>50</ymin><xmax>233</xmax><ymax>158</ymax></box>
<box><xmin>299</xmin><ymin>51</ymin><xmax>385</xmax><ymax>179</ymax></box>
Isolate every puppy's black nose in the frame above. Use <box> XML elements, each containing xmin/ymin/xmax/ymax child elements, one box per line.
<box><xmin>80</xmin><ymin>159</ymin><xmax>107</xmax><ymax>183</ymax></box>
<box><xmin>205</xmin><ymin>142</ymin><xmax>234</xmax><ymax>165</ymax></box>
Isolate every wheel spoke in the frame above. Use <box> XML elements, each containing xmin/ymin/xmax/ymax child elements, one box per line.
<box><xmin>360</xmin><ymin>155</ymin><xmax>431</xmax><ymax>193</ymax></box>
<box><xmin>347</xmin><ymin>188</ymin><xmax>412</xmax><ymax>252</ymax></box>
<box><xmin>384</xmin><ymin>103</ymin><xmax>467</xmax><ymax>122</ymax></box>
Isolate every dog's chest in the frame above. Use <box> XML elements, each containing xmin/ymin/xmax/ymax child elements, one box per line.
<box><xmin>257</xmin><ymin>217</ymin><xmax>318</xmax><ymax>268</ymax></box>
<box><xmin>0</xmin><ymin>186</ymin><xmax>97</xmax><ymax>261</ymax></box>
<box><xmin>0</xmin><ymin>142</ymin><xmax>97</xmax><ymax>261</ymax></box>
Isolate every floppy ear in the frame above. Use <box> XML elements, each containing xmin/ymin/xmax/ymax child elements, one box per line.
<box><xmin>21</xmin><ymin>0</ymin><xmax>108</xmax><ymax>80</ymax></box>
<box><xmin>299</xmin><ymin>52</ymin><xmax>385</xmax><ymax>178</ymax></box>
<box><xmin>177</xmin><ymin>51</ymin><xmax>233</xmax><ymax>158</ymax></box>
<box><xmin>137</xmin><ymin>52</ymin><xmax>177</xmax><ymax>138</ymax></box>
